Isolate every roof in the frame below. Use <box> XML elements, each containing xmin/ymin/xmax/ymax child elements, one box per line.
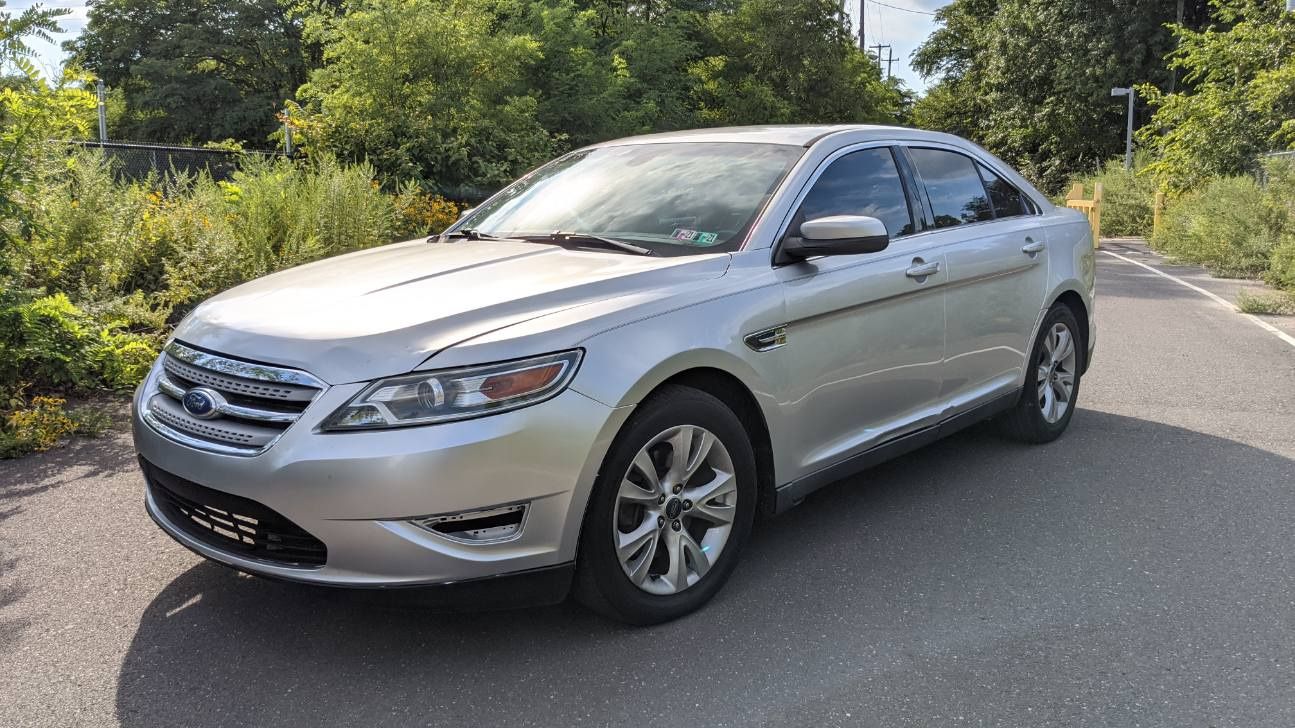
<box><xmin>590</xmin><ymin>124</ymin><xmax>920</xmax><ymax>148</ymax></box>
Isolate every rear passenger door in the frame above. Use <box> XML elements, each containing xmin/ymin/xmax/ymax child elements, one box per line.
<box><xmin>903</xmin><ymin>145</ymin><xmax>1049</xmax><ymax>413</ymax></box>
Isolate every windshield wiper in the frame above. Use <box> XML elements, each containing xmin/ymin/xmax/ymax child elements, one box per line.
<box><xmin>435</xmin><ymin>228</ymin><xmax>511</xmax><ymax>243</ymax></box>
<box><xmin>517</xmin><ymin>231</ymin><xmax>654</xmax><ymax>256</ymax></box>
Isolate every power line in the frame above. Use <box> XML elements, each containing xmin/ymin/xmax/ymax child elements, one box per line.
<box><xmin>870</xmin><ymin>0</ymin><xmax>937</xmax><ymax>16</ymax></box>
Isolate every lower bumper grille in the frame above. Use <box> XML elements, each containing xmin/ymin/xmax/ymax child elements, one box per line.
<box><xmin>142</xmin><ymin>458</ymin><xmax>327</xmax><ymax>567</ymax></box>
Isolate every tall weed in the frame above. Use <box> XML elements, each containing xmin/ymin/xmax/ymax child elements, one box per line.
<box><xmin>1151</xmin><ymin>159</ymin><xmax>1295</xmax><ymax>287</ymax></box>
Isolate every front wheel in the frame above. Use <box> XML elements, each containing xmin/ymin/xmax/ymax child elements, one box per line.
<box><xmin>1000</xmin><ymin>304</ymin><xmax>1084</xmax><ymax>443</ymax></box>
<box><xmin>574</xmin><ymin>385</ymin><xmax>757</xmax><ymax>624</ymax></box>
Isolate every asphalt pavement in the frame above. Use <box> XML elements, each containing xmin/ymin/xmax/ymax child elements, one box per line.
<box><xmin>2</xmin><ymin>243</ymin><xmax>1293</xmax><ymax>727</ymax></box>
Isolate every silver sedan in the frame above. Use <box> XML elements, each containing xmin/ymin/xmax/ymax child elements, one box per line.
<box><xmin>133</xmin><ymin>125</ymin><xmax>1096</xmax><ymax>623</ymax></box>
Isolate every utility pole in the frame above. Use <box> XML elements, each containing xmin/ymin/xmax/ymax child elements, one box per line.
<box><xmin>858</xmin><ymin>0</ymin><xmax>865</xmax><ymax>50</ymax></box>
<box><xmin>869</xmin><ymin>44</ymin><xmax>895</xmax><ymax>79</ymax></box>
<box><xmin>1111</xmin><ymin>87</ymin><xmax>1135</xmax><ymax>170</ymax></box>
<box><xmin>880</xmin><ymin>48</ymin><xmax>898</xmax><ymax>80</ymax></box>
<box><xmin>95</xmin><ymin>79</ymin><xmax>107</xmax><ymax>142</ymax></box>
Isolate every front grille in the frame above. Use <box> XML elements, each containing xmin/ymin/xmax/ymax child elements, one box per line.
<box><xmin>141</xmin><ymin>341</ymin><xmax>325</xmax><ymax>456</ymax></box>
<box><xmin>143</xmin><ymin>458</ymin><xmax>327</xmax><ymax>567</ymax></box>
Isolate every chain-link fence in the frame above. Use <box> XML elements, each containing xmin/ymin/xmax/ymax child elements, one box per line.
<box><xmin>64</xmin><ymin>140</ymin><xmax>283</xmax><ymax>181</ymax></box>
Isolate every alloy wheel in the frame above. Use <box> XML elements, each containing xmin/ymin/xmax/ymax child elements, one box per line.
<box><xmin>1036</xmin><ymin>322</ymin><xmax>1077</xmax><ymax>424</ymax></box>
<box><xmin>612</xmin><ymin>424</ymin><xmax>738</xmax><ymax>595</ymax></box>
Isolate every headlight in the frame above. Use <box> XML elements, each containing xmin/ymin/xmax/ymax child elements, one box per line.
<box><xmin>321</xmin><ymin>350</ymin><xmax>583</xmax><ymax>430</ymax></box>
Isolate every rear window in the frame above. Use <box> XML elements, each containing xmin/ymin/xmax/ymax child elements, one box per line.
<box><xmin>908</xmin><ymin>148</ymin><xmax>993</xmax><ymax>228</ymax></box>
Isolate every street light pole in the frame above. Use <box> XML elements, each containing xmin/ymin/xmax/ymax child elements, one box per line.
<box><xmin>1111</xmin><ymin>86</ymin><xmax>1134</xmax><ymax>170</ymax></box>
<box><xmin>96</xmin><ymin>79</ymin><xmax>107</xmax><ymax>142</ymax></box>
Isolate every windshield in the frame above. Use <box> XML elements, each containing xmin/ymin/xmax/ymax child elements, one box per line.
<box><xmin>455</xmin><ymin>142</ymin><xmax>803</xmax><ymax>256</ymax></box>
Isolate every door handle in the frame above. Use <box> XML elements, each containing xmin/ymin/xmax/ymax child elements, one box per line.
<box><xmin>905</xmin><ymin>260</ymin><xmax>940</xmax><ymax>279</ymax></box>
<box><xmin>1021</xmin><ymin>239</ymin><xmax>1045</xmax><ymax>255</ymax></box>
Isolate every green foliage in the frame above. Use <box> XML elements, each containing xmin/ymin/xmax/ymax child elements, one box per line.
<box><xmin>1070</xmin><ymin>158</ymin><xmax>1159</xmax><ymax>238</ymax></box>
<box><xmin>1138</xmin><ymin>0</ymin><xmax>1295</xmax><ymax>191</ymax></box>
<box><xmin>688</xmin><ymin>0</ymin><xmax>901</xmax><ymax>126</ymax></box>
<box><xmin>292</xmin><ymin>0</ymin><xmax>906</xmax><ymax>191</ymax></box>
<box><xmin>1151</xmin><ymin>160</ymin><xmax>1295</xmax><ymax>284</ymax></box>
<box><xmin>297</xmin><ymin>0</ymin><xmax>556</xmax><ymax>196</ymax></box>
<box><xmin>0</xmin><ymin>291</ymin><xmax>96</xmax><ymax>390</ymax></box>
<box><xmin>66</xmin><ymin>0</ymin><xmax>309</xmax><ymax>144</ymax></box>
<box><xmin>0</xmin><ymin>0</ymin><xmax>66</xmax><ymax>70</ymax></box>
<box><xmin>0</xmin><ymin>147</ymin><xmax>417</xmax><ymax>453</ymax></box>
<box><xmin>494</xmin><ymin>0</ymin><xmax>701</xmax><ymax>147</ymax></box>
<box><xmin>0</xmin><ymin>66</ymin><xmax>96</xmax><ymax>254</ymax></box>
<box><xmin>391</xmin><ymin>181</ymin><xmax>461</xmax><ymax>238</ymax></box>
<box><xmin>911</xmin><ymin>0</ymin><xmax>1209</xmax><ymax>193</ymax></box>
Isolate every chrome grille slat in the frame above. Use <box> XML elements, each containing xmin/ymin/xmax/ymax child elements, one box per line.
<box><xmin>157</xmin><ymin>373</ymin><xmax>301</xmax><ymax>424</ymax></box>
<box><xmin>162</xmin><ymin>356</ymin><xmax>317</xmax><ymax>402</ymax></box>
<box><xmin>142</xmin><ymin>342</ymin><xmax>325</xmax><ymax>456</ymax></box>
<box><xmin>148</xmin><ymin>395</ymin><xmax>274</xmax><ymax>447</ymax></box>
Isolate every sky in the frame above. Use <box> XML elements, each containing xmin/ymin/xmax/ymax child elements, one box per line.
<box><xmin>14</xmin><ymin>0</ymin><xmax>949</xmax><ymax>92</ymax></box>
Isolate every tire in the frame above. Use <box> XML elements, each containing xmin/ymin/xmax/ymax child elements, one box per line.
<box><xmin>574</xmin><ymin>385</ymin><xmax>757</xmax><ymax>625</ymax></box>
<box><xmin>1000</xmin><ymin>303</ymin><xmax>1084</xmax><ymax>444</ymax></box>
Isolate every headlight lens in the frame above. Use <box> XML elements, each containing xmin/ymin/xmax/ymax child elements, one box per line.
<box><xmin>321</xmin><ymin>350</ymin><xmax>583</xmax><ymax>430</ymax></box>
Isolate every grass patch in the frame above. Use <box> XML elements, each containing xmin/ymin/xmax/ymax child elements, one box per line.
<box><xmin>1236</xmin><ymin>289</ymin><xmax>1295</xmax><ymax>316</ymax></box>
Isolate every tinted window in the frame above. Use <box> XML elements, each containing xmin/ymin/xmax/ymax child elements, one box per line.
<box><xmin>978</xmin><ymin>163</ymin><xmax>1029</xmax><ymax>218</ymax></box>
<box><xmin>909</xmin><ymin>148</ymin><xmax>993</xmax><ymax>228</ymax></box>
<box><xmin>797</xmin><ymin>148</ymin><xmax>913</xmax><ymax>238</ymax></box>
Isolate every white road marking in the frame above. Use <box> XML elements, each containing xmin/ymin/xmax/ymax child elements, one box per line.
<box><xmin>1101</xmin><ymin>249</ymin><xmax>1295</xmax><ymax>350</ymax></box>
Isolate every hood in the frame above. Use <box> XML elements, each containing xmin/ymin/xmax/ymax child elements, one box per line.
<box><xmin>172</xmin><ymin>239</ymin><xmax>730</xmax><ymax>383</ymax></box>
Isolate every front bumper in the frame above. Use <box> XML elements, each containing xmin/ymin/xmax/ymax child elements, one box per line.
<box><xmin>133</xmin><ymin>363</ymin><xmax>626</xmax><ymax>588</ymax></box>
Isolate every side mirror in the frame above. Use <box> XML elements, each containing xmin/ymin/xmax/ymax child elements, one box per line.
<box><xmin>457</xmin><ymin>207</ymin><xmax>476</xmax><ymax>221</ymax></box>
<box><xmin>778</xmin><ymin>215</ymin><xmax>890</xmax><ymax>264</ymax></box>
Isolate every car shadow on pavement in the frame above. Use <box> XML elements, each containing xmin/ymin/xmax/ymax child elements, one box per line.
<box><xmin>114</xmin><ymin>410</ymin><xmax>1295</xmax><ymax>727</ymax></box>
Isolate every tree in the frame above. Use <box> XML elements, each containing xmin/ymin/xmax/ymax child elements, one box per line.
<box><xmin>1</xmin><ymin>3</ymin><xmax>95</xmax><ymax>253</ymax></box>
<box><xmin>296</xmin><ymin>0</ymin><xmax>555</xmax><ymax>196</ymax></box>
<box><xmin>495</xmin><ymin>0</ymin><xmax>701</xmax><ymax>147</ymax></box>
<box><xmin>689</xmin><ymin>0</ymin><xmax>902</xmax><ymax>126</ymax></box>
<box><xmin>1138</xmin><ymin>0</ymin><xmax>1295</xmax><ymax>191</ymax></box>
<box><xmin>66</xmin><ymin>0</ymin><xmax>309</xmax><ymax>145</ymax></box>
<box><xmin>912</xmin><ymin>0</ymin><xmax>1212</xmax><ymax>192</ymax></box>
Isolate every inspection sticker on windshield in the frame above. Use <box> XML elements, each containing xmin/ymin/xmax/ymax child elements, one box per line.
<box><xmin>671</xmin><ymin>228</ymin><xmax>719</xmax><ymax>246</ymax></box>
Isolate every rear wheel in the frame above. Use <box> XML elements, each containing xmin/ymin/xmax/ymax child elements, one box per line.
<box><xmin>1000</xmin><ymin>304</ymin><xmax>1083</xmax><ymax>443</ymax></box>
<box><xmin>574</xmin><ymin>385</ymin><xmax>756</xmax><ymax>624</ymax></box>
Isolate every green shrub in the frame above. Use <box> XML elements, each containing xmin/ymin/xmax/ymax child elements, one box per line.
<box><xmin>0</xmin><ymin>149</ymin><xmax>452</xmax><ymax>456</ymax></box>
<box><xmin>91</xmin><ymin>326</ymin><xmax>161</xmax><ymax>390</ymax></box>
<box><xmin>0</xmin><ymin>291</ymin><xmax>96</xmax><ymax>391</ymax></box>
<box><xmin>1151</xmin><ymin>176</ymin><xmax>1278</xmax><ymax>278</ymax></box>
<box><xmin>392</xmin><ymin>181</ymin><xmax>461</xmax><ymax>239</ymax></box>
<box><xmin>0</xmin><ymin>395</ymin><xmax>79</xmax><ymax>458</ymax></box>
<box><xmin>1269</xmin><ymin>236</ymin><xmax>1295</xmax><ymax>291</ymax></box>
<box><xmin>19</xmin><ymin>151</ymin><xmax>156</xmax><ymax>301</ymax></box>
<box><xmin>1151</xmin><ymin>159</ymin><xmax>1295</xmax><ymax>286</ymax></box>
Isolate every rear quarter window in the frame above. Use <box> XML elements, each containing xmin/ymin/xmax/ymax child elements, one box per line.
<box><xmin>977</xmin><ymin>163</ymin><xmax>1032</xmax><ymax>218</ymax></box>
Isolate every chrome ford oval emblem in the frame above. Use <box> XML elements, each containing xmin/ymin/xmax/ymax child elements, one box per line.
<box><xmin>181</xmin><ymin>387</ymin><xmax>223</xmax><ymax>419</ymax></box>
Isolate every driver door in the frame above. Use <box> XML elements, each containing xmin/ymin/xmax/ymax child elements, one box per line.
<box><xmin>774</xmin><ymin>145</ymin><xmax>949</xmax><ymax>480</ymax></box>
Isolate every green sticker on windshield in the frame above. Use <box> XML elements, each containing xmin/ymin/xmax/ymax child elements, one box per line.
<box><xmin>671</xmin><ymin>228</ymin><xmax>720</xmax><ymax>246</ymax></box>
